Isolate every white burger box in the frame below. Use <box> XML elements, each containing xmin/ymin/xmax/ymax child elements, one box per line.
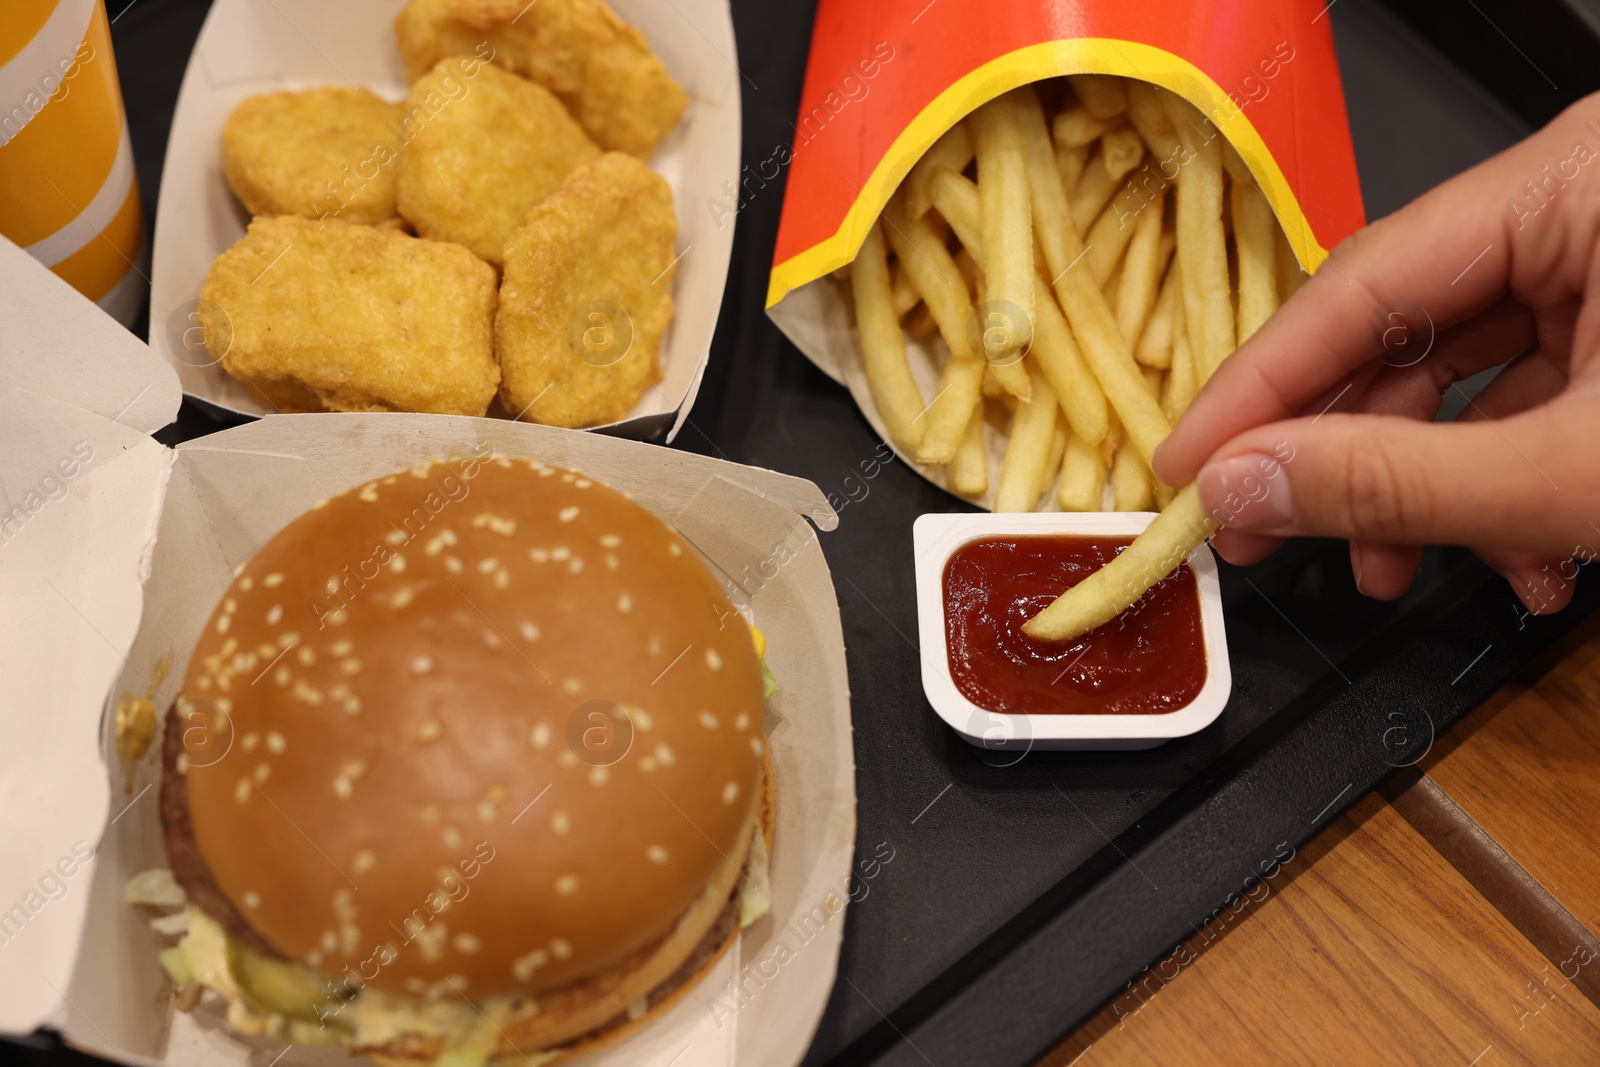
<box><xmin>149</xmin><ymin>0</ymin><xmax>741</xmax><ymax>441</ymax></box>
<box><xmin>912</xmin><ymin>511</ymin><xmax>1230</xmax><ymax>750</ymax></box>
<box><xmin>0</xmin><ymin>237</ymin><xmax>855</xmax><ymax>1067</ymax></box>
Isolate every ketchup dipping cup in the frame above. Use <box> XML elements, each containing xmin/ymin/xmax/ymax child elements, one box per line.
<box><xmin>913</xmin><ymin>512</ymin><xmax>1231</xmax><ymax>751</ymax></box>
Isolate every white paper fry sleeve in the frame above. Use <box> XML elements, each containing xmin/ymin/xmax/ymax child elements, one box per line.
<box><xmin>149</xmin><ymin>0</ymin><xmax>740</xmax><ymax>440</ymax></box>
<box><xmin>45</xmin><ymin>411</ymin><xmax>853</xmax><ymax>1067</ymax></box>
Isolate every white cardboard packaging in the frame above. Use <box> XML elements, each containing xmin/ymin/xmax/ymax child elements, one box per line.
<box><xmin>0</xmin><ymin>236</ymin><xmax>856</xmax><ymax>1067</ymax></box>
<box><xmin>912</xmin><ymin>511</ymin><xmax>1230</xmax><ymax>750</ymax></box>
<box><xmin>148</xmin><ymin>0</ymin><xmax>741</xmax><ymax>441</ymax></box>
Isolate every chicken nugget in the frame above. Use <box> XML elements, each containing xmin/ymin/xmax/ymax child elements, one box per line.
<box><xmin>394</xmin><ymin>0</ymin><xmax>687</xmax><ymax>158</ymax></box>
<box><xmin>222</xmin><ymin>88</ymin><xmax>403</xmax><ymax>226</ymax></box>
<box><xmin>201</xmin><ymin>216</ymin><xmax>499</xmax><ymax>416</ymax></box>
<box><xmin>396</xmin><ymin>59</ymin><xmax>600</xmax><ymax>267</ymax></box>
<box><xmin>496</xmin><ymin>152</ymin><xmax>675</xmax><ymax>427</ymax></box>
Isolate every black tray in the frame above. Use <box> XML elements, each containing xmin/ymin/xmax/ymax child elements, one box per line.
<box><xmin>13</xmin><ymin>1</ymin><xmax>1597</xmax><ymax>1065</ymax></box>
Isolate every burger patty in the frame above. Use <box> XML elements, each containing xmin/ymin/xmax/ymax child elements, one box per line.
<box><xmin>159</xmin><ymin>704</ymin><xmax>284</xmax><ymax>958</ymax></box>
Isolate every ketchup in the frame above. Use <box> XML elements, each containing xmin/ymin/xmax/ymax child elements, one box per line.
<box><xmin>942</xmin><ymin>535</ymin><xmax>1206</xmax><ymax>715</ymax></box>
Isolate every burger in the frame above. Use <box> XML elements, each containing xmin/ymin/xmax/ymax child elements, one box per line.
<box><xmin>141</xmin><ymin>453</ymin><xmax>775</xmax><ymax>1064</ymax></box>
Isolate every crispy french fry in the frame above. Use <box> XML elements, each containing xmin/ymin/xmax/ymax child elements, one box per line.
<box><xmin>906</xmin><ymin>120</ymin><xmax>974</xmax><ymax>220</ymax></box>
<box><xmin>1163</xmin><ymin>329</ymin><xmax>1197</xmax><ymax>422</ymax></box>
<box><xmin>1231</xmin><ymin>175</ymin><xmax>1278</xmax><ymax>345</ymax></box>
<box><xmin>928</xmin><ymin>168</ymin><xmax>983</xmax><ymax>265</ymax></box>
<box><xmin>1031</xmin><ymin>273</ymin><xmax>1109</xmax><ymax>444</ymax></box>
<box><xmin>890</xmin><ymin>262</ymin><xmax>919</xmax><ymax>318</ymax></box>
<box><xmin>1114</xmin><ymin>192</ymin><xmax>1169</xmax><ymax>350</ymax></box>
<box><xmin>1068</xmin><ymin>150</ymin><xmax>1120</xmax><ymax>234</ymax></box>
<box><xmin>851</xmin><ymin>221</ymin><xmax>926</xmax><ymax>452</ymax></box>
<box><xmin>972</xmin><ymin>93</ymin><xmax>1035</xmax><ymax>361</ymax></box>
<box><xmin>954</xmin><ymin>246</ymin><xmax>980</xmax><ymax>295</ymax></box>
<box><xmin>1275</xmin><ymin>223</ymin><xmax>1308</xmax><ymax>302</ymax></box>
<box><xmin>1040</xmin><ymin>417</ymin><xmax>1069</xmax><ymax>508</ymax></box>
<box><xmin>1164</xmin><ymin>95</ymin><xmax>1234</xmax><ymax>382</ymax></box>
<box><xmin>1085</xmin><ymin>193</ymin><xmax>1143</xmax><ymax>287</ymax></box>
<box><xmin>948</xmin><ymin>403</ymin><xmax>989</xmax><ymax>497</ymax></box>
<box><xmin>1124</xmin><ymin>81</ymin><xmax>1182</xmax><ymax>166</ymax></box>
<box><xmin>1057</xmin><ymin>431</ymin><xmax>1106</xmax><ymax>512</ymax></box>
<box><xmin>1100</xmin><ymin>126</ymin><xmax>1145</xmax><ymax>180</ymax></box>
<box><xmin>981</xmin><ymin>366</ymin><xmax>1004</xmax><ymax>398</ymax></box>
<box><xmin>1052</xmin><ymin>104</ymin><xmax>1118</xmax><ymax>148</ymax></box>
<box><xmin>916</xmin><ymin>353</ymin><xmax>985</xmax><ymax>466</ymax></box>
<box><xmin>1155</xmin><ymin>480</ymin><xmax>1176</xmax><ymax>508</ymax></box>
<box><xmin>1055</xmin><ymin>141</ymin><xmax>1089</xmax><ymax>194</ymax></box>
<box><xmin>1136</xmin><ymin>256</ymin><xmax>1180</xmax><ymax>368</ymax></box>
<box><xmin>995</xmin><ymin>369</ymin><xmax>1058</xmax><ymax>512</ymax></box>
<box><xmin>1111</xmin><ymin>446</ymin><xmax>1155</xmax><ymax>512</ymax></box>
<box><xmin>1068</xmin><ymin>73</ymin><xmax>1128</xmax><ymax>120</ymax></box>
<box><xmin>1024</xmin><ymin>483</ymin><xmax>1218</xmax><ymax>641</ymax></box>
<box><xmin>1013</xmin><ymin>89</ymin><xmax>1173</xmax><ymax>465</ymax></box>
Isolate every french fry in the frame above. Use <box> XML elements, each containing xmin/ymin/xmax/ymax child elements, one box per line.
<box><xmin>1136</xmin><ymin>256</ymin><xmax>1180</xmax><ymax>367</ymax></box>
<box><xmin>1231</xmin><ymin>175</ymin><xmax>1278</xmax><ymax>345</ymax></box>
<box><xmin>981</xmin><ymin>366</ymin><xmax>1004</xmax><ymax>398</ymax></box>
<box><xmin>1068</xmin><ymin>73</ymin><xmax>1128</xmax><ymax>120</ymax></box>
<box><xmin>994</xmin><ymin>369</ymin><xmax>1058</xmax><ymax>512</ymax></box>
<box><xmin>1114</xmin><ymin>193</ymin><xmax>1169</xmax><ymax>350</ymax></box>
<box><xmin>1024</xmin><ymin>483</ymin><xmax>1218</xmax><ymax>641</ymax></box>
<box><xmin>851</xmin><ymin>221</ymin><xmax>927</xmax><ymax>452</ymax></box>
<box><xmin>1100</xmin><ymin>126</ymin><xmax>1145</xmax><ymax>180</ymax></box>
<box><xmin>1057</xmin><ymin>431</ymin><xmax>1106</xmax><ymax>512</ymax></box>
<box><xmin>1012</xmin><ymin>87</ymin><xmax>1173</xmax><ymax>465</ymax></box>
<box><xmin>928</xmin><ymin>168</ymin><xmax>983</xmax><ymax>264</ymax></box>
<box><xmin>1068</xmin><ymin>149</ymin><xmax>1120</xmax><ymax>234</ymax></box>
<box><xmin>1111</xmin><ymin>446</ymin><xmax>1155</xmax><ymax>512</ymax></box>
<box><xmin>1040</xmin><ymin>418</ymin><xmax>1068</xmax><ymax>509</ymax></box>
<box><xmin>1031</xmin><ymin>272</ymin><xmax>1109</xmax><ymax>444</ymax></box>
<box><xmin>971</xmin><ymin>94</ymin><xmax>1035</xmax><ymax>361</ymax></box>
<box><xmin>1163</xmin><ymin>329</ymin><xmax>1197</xmax><ymax>422</ymax></box>
<box><xmin>915</xmin><ymin>355</ymin><xmax>985</xmax><ymax>466</ymax></box>
<box><xmin>1124</xmin><ymin>81</ymin><xmax>1182</xmax><ymax>165</ymax></box>
<box><xmin>906</xmin><ymin>120</ymin><xmax>974</xmax><ymax>220</ymax></box>
<box><xmin>948</xmin><ymin>404</ymin><xmax>989</xmax><ymax>497</ymax></box>
<box><xmin>1275</xmin><ymin>224</ymin><xmax>1308</xmax><ymax>302</ymax></box>
<box><xmin>1052</xmin><ymin>104</ymin><xmax>1118</xmax><ymax>148</ymax></box>
<box><xmin>890</xmin><ymin>262</ymin><xmax>919</xmax><ymax>318</ymax></box>
<box><xmin>1055</xmin><ymin>141</ymin><xmax>1089</xmax><ymax>194</ymax></box>
<box><xmin>1164</xmin><ymin>95</ymin><xmax>1233</xmax><ymax>382</ymax></box>
<box><xmin>1085</xmin><ymin>194</ymin><xmax>1143</xmax><ymax>287</ymax></box>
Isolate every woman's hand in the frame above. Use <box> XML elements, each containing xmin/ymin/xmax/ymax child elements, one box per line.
<box><xmin>1152</xmin><ymin>96</ymin><xmax>1600</xmax><ymax>615</ymax></box>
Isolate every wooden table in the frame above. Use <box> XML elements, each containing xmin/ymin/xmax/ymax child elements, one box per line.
<box><xmin>1039</xmin><ymin>612</ymin><xmax>1600</xmax><ymax>1065</ymax></box>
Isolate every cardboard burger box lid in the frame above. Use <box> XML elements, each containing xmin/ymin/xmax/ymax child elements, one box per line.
<box><xmin>0</xmin><ymin>236</ymin><xmax>856</xmax><ymax>1067</ymax></box>
<box><xmin>149</xmin><ymin>0</ymin><xmax>741</xmax><ymax>442</ymax></box>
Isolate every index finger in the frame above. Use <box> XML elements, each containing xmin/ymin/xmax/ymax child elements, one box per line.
<box><xmin>1152</xmin><ymin>128</ymin><xmax>1540</xmax><ymax>487</ymax></box>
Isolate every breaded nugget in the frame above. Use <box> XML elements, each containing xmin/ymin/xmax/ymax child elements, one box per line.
<box><xmin>222</xmin><ymin>88</ymin><xmax>403</xmax><ymax>226</ymax></box>
<box><xmin>201</xmin><ymin>216</ymin><xmax>499</xmax><ymax>415</ymax></box>
<box><xmin>396</xmin><ymin>59</ymin><xmax>600</xmax><ymax>267</ymax></box>
<box><xmin>495</xmin><ymin>152</ymin><xmax>675</xmax><ymax>427</ymax></box>
<box><xmin>394</xmin><ymin>0</ymin><xmax>688</xmax><ymax>158</ymax></box>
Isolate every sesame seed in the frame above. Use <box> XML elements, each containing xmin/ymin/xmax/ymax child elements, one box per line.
<box><xmin>646</xmin><ymin>845</ymin><xmax>669</xmax><ymax>865</ymax></box>
<box><xmin>735</xmin><ymin>712</ymin><xmax>751</xmax><ymax>731</ymax></box>
<box><xmin>633</xmin><ymin>708</ymin><xmax>654</xmax><ymax>732</ymax></box>
<box><xmin>256</xmin><ymin>643</ymin><xmax>276</xmax><ymax>660</ymax></box>
<box><xmin>494</xmin><ymin>568</ymin><xmax>510</xmax><ymax>590</ymax></box>
<box><xmin>529</xmin><ymin>548</ymin><xmax>550</xmax><ymax>563</ymax></box>
<box><xmin>418</xmin><ymin>721</ymin><xmax>442</xmax><ymax>742</ymax></box>
<box><xmin>575</xmin><ymin>479</ymin><xmax>592</xmax><ymax>489</ymax></box>
<box><xmin>483</xmin><ymin>629</ymin><xmax>504</xmax><ymax>650</ymax></box>
<box><xmin>264</xmin><ymin>572</ymin><xmax>285</xmax><ymax>588</ymax></box>
<box><xmin>327</xmin><ymin>609</ymin><xmax>347</xmax><ymax>627</ymax></box>
<box><xmin>265</xmin><ymin>605</ymin><xmax>283</xmax><ymax>625</ymax></box>
<box><xmin>488</xmin><ymin>785</ymin><xmax>508</xmax><ymax>803</ymax></box>
<box><xmin>530</xmin><ymin>723</ymin><xmax>551</xmax><ymax>749</ymax></box>
<box><xmin>618</xmin><ymin>593</ymin><xmax>632</xmax><ymax>614</ymax></box>
<box><xmin>551</xmin><ymin>546</ymin><xmax>570</xmax><ymax>561</ymax></box>
<box><xmin>559</xmin><ymin>506</ymin><xmax>580</xmax><ymax>522</ymax></box>
<box><xmin>550</xmin><ymin>938</ymin><xmax>574</xmax><ymax>959</ymax></box>
<box><xmin>278</xmin><ymin>631</ymin><xmax>300</xmax><ymax>648</ymax></box>
<box><xmin>390</xmin><ymin>587</ymin><xmax>414</xmax><ymax>609</ymax></box>
<box><xmin>343</xmin><ymin>760</ymin><xmax>368</xmax><ymax>780</ymax></box>
<box><xmin>242</xmin><ymin>892</ymin><xmax>261</xmax><ymax>909</ymax></box>
<box><xmin>341</xmin><ymin>659</ymin><xmax>362</xmax><ymax>675</ymax></box>
<box><xmin>216</xmin><ymin>615</ymin><xmax>231</xmax><ymax>634</ymax></box>
<box><xmin>568</xmin><ymin>558</ymin><xmax>584</xmax><ymax>574</ymax></box>
<box><xmin>512</xmin><ymin>949</ymin><xmax>549</xmax><ymax>982</ymax></box>
<box><xmin>444</xmin><ymin>557</ymin><xmax>464</xmax><ymax>574</ymax></box>
<box><xmin>331</xmin><ymin>640</ymin><xmax>353</xmax><ymax>657</ymax></box>
<box><xmin>443</xmin><ymin>826</ymin><xmax>464</xmax><ymax>848</ymax></box>
<box><xmin>478</xmin><ymin>558</ymin><xmax>499</xmax><ymax>575</ymax></box>
<box><xmin>325</xmin><ymin>578</ymin><xmax>341</xmax><ymax>596</ymax></box>
<box><xmin>274</xmin><ymin>667</ymin><xmax>292</xmax><ymax>688</ymax></box>
<box><xmin>241</xmin><ymin>732</ymin><xmax>260</xmax><ymax>752</ymax></box>
<box><xmin>266</xmin><ymin>731</ymin><xmax>286</xmax><ymax>754</ymax></box>
<box><xmin>556</xmin><ymin>751</ymin><xmax>579</xmax><ymax>769</ymax></box>
<box><xmin>411</xmin><ymin>655</ymin><xmax>434</xmax><ymax>675</ymax></box>
<box><xmin>647</xmin><ymin>637</ymin><xmax>662</xmax><ymax>656</ymax></box>
<box><xmin>477</xmin><ymin>800</ymin><xmax>496</xmax><ymax>823</ymax></box>
<box><xmin>421</xmin><ymin>805</ymin><xmax>440</xmax><ymax>822</ymax></box>
<box><xmin>386</xmin><ymin>530</ymin><xmax>407</xmax><ymax>546</ymax></box>
<box><xmin>640</xmin><ymin>757</ymin><xmax>658</xmax><ymax>772</ymax></box>
<box><xmin>321</xmin><ymin>930</ymin><xmax>338</xmax><ymax>953</ymax></box>
<box><xmin>668</xmin><ymin>543</ymin><xmax>682</xmax><ymax>557</ymax></box>
<box><xmin>224</xmin><ymin>598</ymin><xmax>237</xmax><ymax>615</ymax></box>
<box><xmin>722</xmin><ymin>782</ymin><xmax>739</xmax><ymax>805</ymax></box>
<box><xmin>589</xmin><ymin>767</ymin><xmax>608</xmax><ymax>787</ymax></box>
<box><xmin>234</xmin><ymin>778</ymin><xmax>250</xmax><ymax>804</ymax></box>
<box><xmin>454</xmin><ymin>934</ymin><xmax>482</xmax><ymax>954</ymax></box>
<box><xmin>751</xmin><ymin>737</ymin><xmax>765</xmax><ymax>758</ymax></box>
<box><xmin>344</xmin><ymin>696</ymin><xmax>362</xmax><ymax>715</ymax></box>
<box><xmin>359</xmin><ymin>485</ymin><xmax>378</xmax><ymax>503</ymax></box>
<box><xmin>605</xmin><ymin>553</ymin><xmax>620</xmax><ymax>571</ymax></box>
<box><xmin>389</xmin><ymin>555</ymin><xmax>407</xmax><ymax>573</ymax></box>
<box><xmin>551</xmin><ymin>811</ymin><xmax>570</xmax><ymax>834</ymax></box>
<box><xmin>297</xmin><ymin>646</ymin><xmax>316</xmax><ymax>666</ymax></box>
<box><xmin>554</xmin><ymin>875</ymin><xmax>579</xmax><ymax>896</ymax></box>
<box><xmin>655</xmin><ymin>743</ymin><xmax>675</xmax><ymax>767</ymax></box>
<box><xmin>599</xmin><ymin>535</ymin><xmax>621</xmax><ymax>548</ymax></box>
<box><xmin>353</xmin><ymin>850</ymin><xmax>376</xmax><ymax>874</ymax></box>
<box><xmin>520</xmin><ymin>622</ymin><xmax>540</xmax><ymax>642</ymax></box>
<box><xmin>239</xmin><ymin>576</ymin><xmax>254</xmax><ymax>592</ymax></box>
<box><xmin>253</xmin><ymin>762</ymin><xmax>271</xmax><ymax>784</ymax></box>
<box><xmin>562</xmin><ymin>678</ymin><xmax>582</xmax><ymax>696</ymax></box>
<box><xmin>698</xmin><ymin>711</ymin><xmax>719</xmax><ymax>730</ymax></box>
<box><xmin>333</xmin><ymin>776</ymin><xmax>352</xmax><ymax>800</ymax></box>
<box><xmin>706</xmin><ymin>649</ymin><xmax>723</xmax><ymax>671</ymax></box>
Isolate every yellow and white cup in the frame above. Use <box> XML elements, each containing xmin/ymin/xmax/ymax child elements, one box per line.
<box><xmin>0</xmin><ymin>0</ymin><xmax>144</xmax><ymax>325</ymax></box>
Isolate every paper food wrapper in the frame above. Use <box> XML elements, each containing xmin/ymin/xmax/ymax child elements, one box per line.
<box><xmin>148</xmin><ymin>0</ymin><xmax>741</xmax><ymax>442</ymax></box>
<box><xmin>765</xmin><ymin>0</ymin><xmax>1367</xmax><ymax>506</ymax></box>
<box><xmin>0</xmin><ymin>236</ymin><xmax>855</xmax><ymax>1067</ymax></box>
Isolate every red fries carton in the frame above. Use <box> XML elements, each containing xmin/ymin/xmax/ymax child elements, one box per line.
<box><xmin>766</xmin><ymin>0</ymin><xmax>1367</xmax><ymax>501</ymax></box>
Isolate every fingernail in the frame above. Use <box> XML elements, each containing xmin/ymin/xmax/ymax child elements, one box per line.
<box><xmin>1197</xmin><ymin>453</ymin><xmax>1294</xmax><ymax>531</ymax></box>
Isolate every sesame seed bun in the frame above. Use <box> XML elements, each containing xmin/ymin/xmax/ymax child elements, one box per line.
<box><xmin>165</xmin><ymin>454</ymin><xmax>770</xmax><ymax>1053</ymax></box>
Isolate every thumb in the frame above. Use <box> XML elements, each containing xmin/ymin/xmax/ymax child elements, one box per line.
<box><xmin>1194</xmin><ymin>405</ymin><xmax>1594</xmax><ymax>558</ymax></box>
